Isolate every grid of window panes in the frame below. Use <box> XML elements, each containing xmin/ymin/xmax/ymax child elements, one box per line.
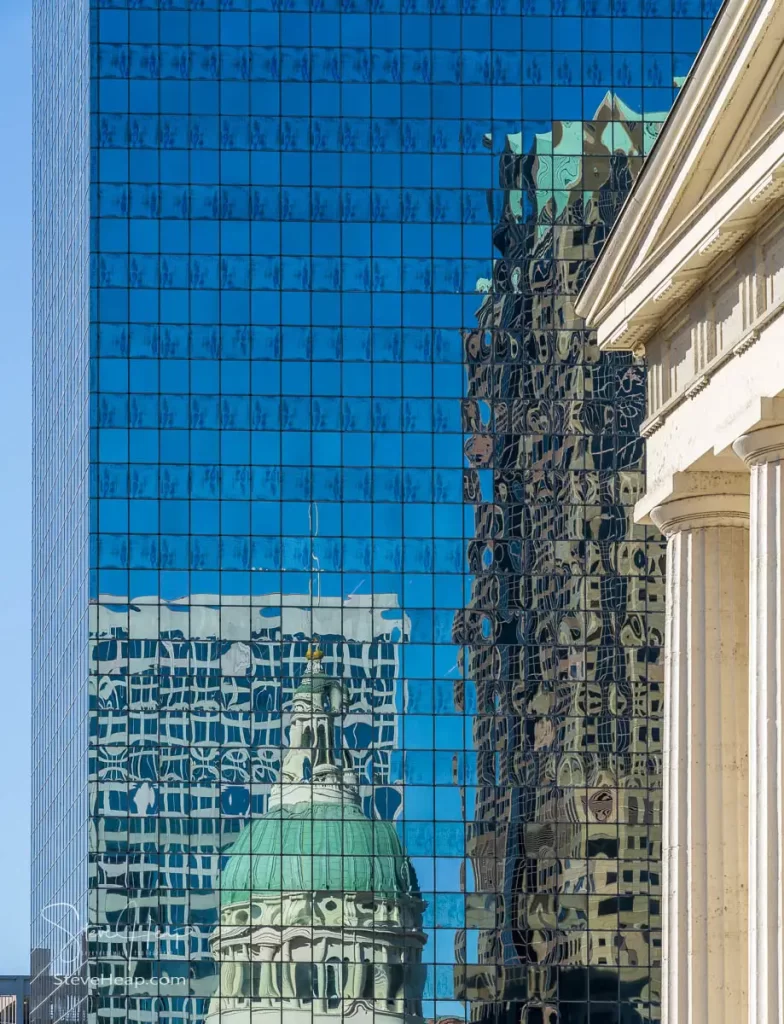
<box><xmin>31</xmin><ymin>0</ymin><xmax>90</xmax><ymax>1022</ymax></box>
<box><xmin>77</xmin><ymin>4</ymin><xmax>720</xmax><ymax>1024</ymax></box>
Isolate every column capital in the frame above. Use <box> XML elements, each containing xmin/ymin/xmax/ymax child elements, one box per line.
<box><xmin>649</xmin><ymin>471</ymin><xmax>750</xmax><ymax>536</ymax></box>
<box><xmin>733</xmin><ymin>422</ymin><xmax>784</xmax><ymax>466</ymax></box>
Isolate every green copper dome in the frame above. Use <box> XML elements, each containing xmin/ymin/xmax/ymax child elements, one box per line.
<box><xmin>220</xmin><ymin>802</ymin><xmax>419</xmax><ymax>905</ymax></box>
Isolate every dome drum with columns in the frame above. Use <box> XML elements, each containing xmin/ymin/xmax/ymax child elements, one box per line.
<box><xmin>207</xmin><ymin>642</ymin><xmax>427</xmax><ymax>1024</ymax></box>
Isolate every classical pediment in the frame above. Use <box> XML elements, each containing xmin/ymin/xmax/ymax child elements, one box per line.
<box><xmin>577</xmin><ymin>0</ymin><xmax>784</xmax><ymax>341</ymax></box>
<box><xmin>719</xmin><ymin>62</ymin><xmax>784</xmax><ymax>177</ymax></box>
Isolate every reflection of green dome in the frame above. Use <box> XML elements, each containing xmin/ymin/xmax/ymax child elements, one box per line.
<box><xmin>220</xmin><ymin>802</ymin><xmax>419</xmax><ymax>905</ymax></box>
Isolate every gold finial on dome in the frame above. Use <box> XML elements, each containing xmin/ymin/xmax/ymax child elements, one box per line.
<box><xmin>305</xmin><ymin>638</ymin><xmax>324</xmax><ymax>662</ymax></box>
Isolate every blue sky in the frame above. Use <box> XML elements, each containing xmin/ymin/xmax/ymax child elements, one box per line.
<box><xmin>0</xmin><ymin>0</ymin><xmax>31</xmax><ymax>975</ymax></box>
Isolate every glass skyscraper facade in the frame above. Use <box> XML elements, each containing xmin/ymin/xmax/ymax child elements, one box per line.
<box><xmin>32</xmin><ymin>3</ymin><xmax>718</xmax><ymax>1024</ymax></box>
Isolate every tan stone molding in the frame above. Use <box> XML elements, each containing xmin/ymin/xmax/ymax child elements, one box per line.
<box><xmin>733</xmin><ymin>421</ymin><xmax>784</xmax><ymax>465</ymax></box>
<box><xmin>649</xmin><ymin>472</ymin><xmax>751</xmax><ymax>536</ymax></box>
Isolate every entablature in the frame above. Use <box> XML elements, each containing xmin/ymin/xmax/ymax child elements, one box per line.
<box><xmin>638</xmin><ymin>205</ymin><xmax>784</xmax><ymax>435</ymax></box>
<box><xmin>597</xmin><ymin>141</ymin><xmax>784</xmax><ymax>357</ymax></box>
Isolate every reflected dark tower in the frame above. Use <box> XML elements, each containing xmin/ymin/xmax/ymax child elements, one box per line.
<box><xmin>454</xmin><ymin>95</ymin><xmax>666</xmax><ymax>1024</ymax></box>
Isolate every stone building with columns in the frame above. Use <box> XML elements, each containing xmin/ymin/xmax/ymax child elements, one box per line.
<box><xmin>576</xmin><ymin>0</ymin><xmax>784</xmax><ymax>1020</ymax></box>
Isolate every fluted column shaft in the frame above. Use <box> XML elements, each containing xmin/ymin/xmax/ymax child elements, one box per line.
<box><xmin>734</xmin><ymin>425</ymin><xmax>784</xmax><ymax>1024</ymax></box>
<box><xmin>651</xmin><ymin>482</ymin><xmax>750</xmax><ymax>1024</ymax></box>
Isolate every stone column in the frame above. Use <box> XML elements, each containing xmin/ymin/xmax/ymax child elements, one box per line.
<box><xmin>733</xmin><ymin>425</ymin><xmax>784</xmax><ymax>1024</ymax></box>
<box><xmin>650</xmin><ymin>474</ymin><xmax>749</xmax><ymax>1024</ymax></box>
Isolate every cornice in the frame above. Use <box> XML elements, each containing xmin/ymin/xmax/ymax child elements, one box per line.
<box><xmin>733</xmin><ymin>422</ymin><xmax>784</xmax><ymax>464</ymax></box>
<box><xmin>640</xmin><ymin>469</ymin><xmax>751</xmax><ymax>532</ymax></box>
<box><xmin>599</xmin><ymin>148</ymin><xmax>784</xmax><ymax>353</ymax></box>
<box><xmin>576</xmin><ymin>0</ymin><xmax>784</xmax><ymax>338</ymax></box>
<box><xmin>630</xmin><ymin>211</ymin><xmax>784</xmax><ymax>438</ymax></box>
<box><xmin>637</xmin><ymin>296</ymin><xmax>784</xmax><ymax>440</ymax></box>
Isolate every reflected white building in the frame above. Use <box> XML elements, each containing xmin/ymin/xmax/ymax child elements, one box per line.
<box><xmin>206</xmin><ymin>644</ymin><xmax>427</xmax><ymax>1024</ymax></box>
<box><xmin>88</xmin><ymin>594</ymin><xmax>410</xmax><ymax>1024</ymax></box>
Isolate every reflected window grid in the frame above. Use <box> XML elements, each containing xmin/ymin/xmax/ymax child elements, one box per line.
<box><xmin>32</xmin><ymin>3</ymin><xmax>717</xmax><ymax>1024</ymax></box>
